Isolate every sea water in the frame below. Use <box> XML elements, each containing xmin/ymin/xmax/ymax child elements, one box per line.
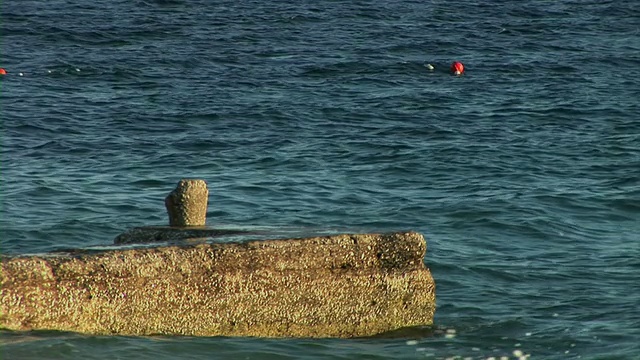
<box><xmin>1</xmin><ymin>0</ymin><xmax>639</xmax><ymax>358</ymax></box>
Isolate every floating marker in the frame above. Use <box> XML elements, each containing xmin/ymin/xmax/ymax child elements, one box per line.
<box><xmin>450</xmin><ymin>61</ymin><xmax>464</xmax><ymax>75</ymax></box>
<box><xmin>426</xmin><ymin>63</ymin><xmax>435</xmax><ymax>71</ymax></box>
<box><xmin>0</xmin><ymin>68</ymin><xmax>6</xmax><ymax>75</ymax></box>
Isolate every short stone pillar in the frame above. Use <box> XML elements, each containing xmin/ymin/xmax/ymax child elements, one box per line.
<box><xmin>164</xmin><ymin>179</ymin><xmax>208</xmax><ymax>227</ymax></box>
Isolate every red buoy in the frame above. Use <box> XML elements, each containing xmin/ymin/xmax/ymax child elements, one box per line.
<box><xmin>450</xmin><ymin>61</ymin><xmax>464</xmax><ymax>75</ymax></box>
<box><xmin>0</xmin><ymin>68</ymin><xmax>6</xmax><ymax>75</ymax></box>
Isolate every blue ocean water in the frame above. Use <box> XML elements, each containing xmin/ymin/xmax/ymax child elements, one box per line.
<box><xmin>1</xmin><ymin>0</ymin><xmax>639</xmax><ymax>358</ymax></box>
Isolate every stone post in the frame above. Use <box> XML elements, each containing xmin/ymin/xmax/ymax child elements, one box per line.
<box><xmin>164</xmin><ymin>179</ymin><xmax>208</xmax><ymax>227</ymax></box>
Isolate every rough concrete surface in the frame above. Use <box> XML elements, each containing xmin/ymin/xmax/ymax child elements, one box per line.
<box><xmin>164</xmin><ymin>179</ymin><xmax>209</xmax><ymax>227</ymax></box>
<box><xmin>1</xmin><ymin>231</ymin><xmax>435</xmax><ymax>338</ymax></box>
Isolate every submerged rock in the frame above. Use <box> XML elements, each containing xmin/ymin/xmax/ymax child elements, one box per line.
<box><xmin>0</xmin><ymin>231</ymin><xmax>435</xmax><ymax>338</ymax></box>
<box><xmin>113</xmin><ymin>226</ymin><xmax>253</xmax><ymax>244</ymax></box>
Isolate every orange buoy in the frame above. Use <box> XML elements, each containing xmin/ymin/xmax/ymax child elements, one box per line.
<box><xmin>450</xmin><ymin>61</ymin><xmax>464</xmax><ymax>75</ymax></box>
<box><xmin>0</xmin><ymin>68</ymin><xmax>6</xmax><ymax>75</ymax></box>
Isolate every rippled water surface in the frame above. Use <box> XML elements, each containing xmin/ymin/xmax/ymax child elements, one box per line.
<box><xmin>2</xmin><ymin>0</ymin><xmax>639</xmax><ymax>359</ymax></box>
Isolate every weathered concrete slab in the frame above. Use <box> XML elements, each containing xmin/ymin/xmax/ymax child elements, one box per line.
<box><xmin>0</xmin><ymin>231</ymin><xmax>435</xmax><ymax>338</ymax></box>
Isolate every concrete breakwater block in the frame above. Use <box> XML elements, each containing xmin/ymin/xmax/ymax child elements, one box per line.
<box><xmin>1</xmin><ymin>231</ymin><xmax>435</xmax><ymax>338</ymax></box>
